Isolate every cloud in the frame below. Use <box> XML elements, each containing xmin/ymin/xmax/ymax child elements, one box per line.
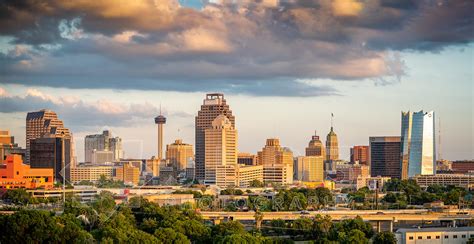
<box><xmin>0</xmin><ymin>87</ymin><xmax>192</xmax><ymax>130</ymax></box>
<box><xmin>0</xmin><ymin>0</ymin><xmax>472</xmax><ymax>96</ymax></box>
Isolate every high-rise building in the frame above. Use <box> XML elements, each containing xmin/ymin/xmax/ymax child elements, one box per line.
<box><xmin>369</xmin><ymin>136</ymin><xmax>401</xmax><ymax>179</ymax></box>
<box><xmin>294</xmin><ymin>156</ymin><xmax>324</xmax><ymax>182</ymax></box>
<box><xmin>30</xmin><ymin>134</ymin><xmax>72</xmax><ymax>183</ymax></box>
<box><xmin>204</xmin><ymin>115</ymin><xmax>237</xmax><ymax>186</ymax></box>
<box><xmin>401</xmin><ymin>110</ymin><xmax>436</xmax><ymax>179</ymax></box>
<box><xmin>0</xmin><ymin>130</ymin><xmax>26</xmax><ymax>164</ymax></box>
<box><xmin>166</xmin><ymin>139</ymin><xmax>194</xmax><ymax>171</ymax></box>
<box><xmin>325</xmin><ymin>127</ymin><xmax>339</xmax><ymax>171</ymax></box>
<box><xmin>305</xmin><ymin>131</ymin><xmax>325</xmax><ymax>157</ymax></box>
<box><xmin>258</xmin><ymin>138</ymin><xmax>293</xmax><ymax>185</ymax></box>
<box><xmin>26</xmin><ymin>109</ymin><xmax>71</xmax><ymax>163</ymax></box>
<box><xmin>350</xmin><ymin>146</ymin><xmax>369</xmax><ymax>164</ymax></box>
<box><xmin>84</xmin><ymin>130</ymin><xmax>123</xmax><ymax>163</ymax></box>
<box><xmin>154</xmin><ymin>109</ymin><xmax>166</xmax><ymax>160</ymax></box>
<box><xmin>195</xmin><ymin>93</ymin><xmax>235</xmax><ymax>181</ymax></box>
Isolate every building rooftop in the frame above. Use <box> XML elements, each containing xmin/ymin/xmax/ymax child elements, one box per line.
<box><xmin>397</xmin><ymin>226</ymin><xmax>474</xmax><ymax>233</ymax></box>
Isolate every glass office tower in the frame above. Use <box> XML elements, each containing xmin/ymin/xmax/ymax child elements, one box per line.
<box><xmin>401</xmin><ymin>110</ymin><xmax>436</xmax><ymax>179</ymax></box>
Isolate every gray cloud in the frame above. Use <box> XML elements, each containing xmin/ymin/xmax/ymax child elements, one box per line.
<box><xmin>0</xmin><ymin>87</ymin><xmax>192</xmax><ymax>130</ymax></box>
<box><xmin>0</xmin><ymin>0</ymin><xmax>472</xmax><ymax>96</ymax></box>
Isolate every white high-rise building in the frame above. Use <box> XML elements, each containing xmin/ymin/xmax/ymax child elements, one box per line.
<box><xmin>401</xmin><ymin>110</ymin><xmax>436</xmax><ymax>179</ymax></box>
<box><xmin>84</xmin><ymin>130</ymin><xmax>123</xmax><ymax>163</ymax></box>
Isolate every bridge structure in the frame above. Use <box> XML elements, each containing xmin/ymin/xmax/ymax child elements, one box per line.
<box><xmin>200</xmin><ymin>209</ymin><xmax>474</xmax><ymax>232</ymax></box>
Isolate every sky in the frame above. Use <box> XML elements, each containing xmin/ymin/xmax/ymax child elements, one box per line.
<box><xmin>0</xmin><ymin>0</ymin><xmax>472</xmax><ymax>162</ymax></box>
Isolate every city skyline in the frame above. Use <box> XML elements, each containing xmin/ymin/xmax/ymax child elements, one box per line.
<box><xmin>0</xmin><ymin>0</ymin><xmax>472</xmax><ymax>162</ymax></box>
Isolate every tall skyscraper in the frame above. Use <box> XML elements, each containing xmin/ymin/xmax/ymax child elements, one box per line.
<box><xmin>84</xmin><ymin>130</ymin><xmax>123</xmax><ymax>163</ymax></box>
<box><xmin>204</xmin><ymin>115</ymin><xmax>237</xmax><ymax>186</ymax></box>
<box><xmin>26</xmin><ymin>109</ymin><xmax>71</xmax><ymax>163</ymax></box>
<box><xmin>305</xmin><ymin>131</ymin><xmax>326</xmax><ymax>157</ymax></box>
<box><xmin>195</xmin><ymin>93</ymin><xmax>234</xmax><ymax>181</ymax></box>
<box><xmin>401</xmin><ymin>110</ymin><xmax>436</xmax><ymax>179</ymax></box>
<box><xmin>166</xmin><ymin>139</ymin><xmax>194</xmax><ymax>171</ymax></box>
<box><xmin>325</xmin><ymin>127</ymin><xmax>339</xmax><ymax>171</ymax></box>
<box><xmin>350</xmin><ymin>146</ymin><xmax>369</xmax><ymax>164</ymax></box>
<box><xmin>369</xmin><ymin>136</ymin><xmax>401</xmax><ymax>179</ymax></box>
<box><xmin>154</xmin><ymin>109</ymin><xmax>166</xmax><ymax>160</ymax></box>
<box><xmin>258</xmin><ymin>138</ymin><xmax>293</xmax><ymax>185</ymax></box>
<box><xmin>30</xmin><ymin>133</ymin><xmax>72</xmax><ymax>183</ymax></box>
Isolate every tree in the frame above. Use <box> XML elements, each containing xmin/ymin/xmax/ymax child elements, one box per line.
<box><xmin>218</xmin><ymin>233</ymin><xmax>270</xmax><ymax>243</ymax></box>
<box><xmin>1</xmin><ymin>188</ymin><xmax>30</xmax><ymax>205</ymax></box>
<box><xmin>373</xmin><ymin>231</ymin><xmax>397</xmax><ymax>244</ymax></box>
<box><xmin>154</xmin><ymin>228</ymin><xmax>190</xmax><ymax>244</ymax></box>
<box><xmin>290</xmin><ymin>217</ymin><xmax>312</xmax><ymax>237</ymax></box>
<box><xmin>340</xmin><ymin>229</ymin><xmax>368</xmax><ymax>244</ymax></box>
<box><xmin>0</xmin><ymin>210</ymin><xmax>62</xmax><ymax>243</ymax></box>
<box><xmin>250</xmin><ymin>179</ymin><xmax>264</xmax><ymax>187</ymax></box>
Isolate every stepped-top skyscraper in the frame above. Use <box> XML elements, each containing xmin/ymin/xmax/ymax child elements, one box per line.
<box><xmin>401</xmin><ymin>110</ymin><xmax>436</xmax><ymax>179</ymax></box>
<box><xmin>305</xmin><ymin>131</ymin><xmax>325</xmax><ymax>157</ymax></box>
<box><xmin>26</xmin><ymin>109</ymin><xmax>71</xmax><ymax>163</ymax></box>
<box><xmin>195</xmin><ymin>93</ymin><xmax>235</xmax><ymax>181</ymax></box>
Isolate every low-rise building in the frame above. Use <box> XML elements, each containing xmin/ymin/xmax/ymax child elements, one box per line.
<box><xmin>356</xmin><ymin>175</ymin><xmax>391</xmax><ymax>190</ymax></box>
<box><xmin>414</xmin><ymin>174</ymin><xmax>474</xmax><ymax>189</ymax></box>
<box><xmin>396</xmin><ymin>227</ymin><xmax>474</xmax><ymax>244</ymax></box>
<box><xmin>28</xmin><ymin>187</ymin><xmax>98</xmax><ymax>203</ymax></box>
<box><xmin>114</xmin><ymin>163</ymin><xmax>140</xmax><ymax>186</ymax></box>
<box><xmin>142</xmin><ymin>193</ymin><xmax>195</xmax><ymax>206</ymax></box>
<box><xmin>0</xmin><ymin>155</ymin><xmax>54</xmax><ymax>189</ymax></box>
<box><xmin>236</xmin><ymin>164</ymin><xmax>263</xmax><ymax>188</ymax></box>
<box><xmin>451</xmin><ymin>160</ymin><xmax>474</xmax><ymax>174</ymax></box>
<box><xmin>70</xmin><ymin>165</ymin><xmax>114</xmax><ymax>184</ymax></box>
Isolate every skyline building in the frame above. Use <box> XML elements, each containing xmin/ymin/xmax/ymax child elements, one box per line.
<box><xmin>369</xmin><ymin>136</ymin><xmax>402</xmax><ymax>179</ymax></box>
<box><xmin>195</xmin><ymin>93</ymin><xmax>235</xmax><ymax>181</ymax></box>
<box><xmin>401</xmin><ymin>110</ymin><xmax>436</xmax><ymax>179</ymax></box>
<box><xmin>154</xmin><ymin>108</ymin><xmax>166</xmax><ymax>160</ymax></box>
<box><xmin>29</xmin><ymin>133</ymin><xmax>72</xmax><ymax>183</ymax></box>
<box><xmin>26</xmin><ymin>109</ymin><xmax>71</xmax><ymax>163</ymax></box>
<box><xmin>0</xmin><ymin>130</ymin><xmax>26</xmax><ymax>164</ymax></box>
<box><xmin>350</xmin><ymin>146</ymin><xmax>369</xmax><ymax>165</ymax></box>
<box><xmin>258</xmin><ymin>138</ymin><xmax>293</xmax><ymax>185</ymax></box>
<box><xmin>325</xmin><ymin>126</ymin><xmax>339</xmax><ymax>172</ymax></box>
<box><xmin>305</xmin><ymin>131</ymin><xmax>326</xmax><ymax>157</ymax></box>
<box><xmin>204</xmin><ymin>115</ymin><xmax>237</xmax><ymax>186</ymax></box>
<box><xmin>294</xmin><ymin>156</ymin><xmax>324</xmax><ymax>182</ymax></box>
<box><xmin>166</xmin><ymin>139</ymin><xmax>194</xmax><ymax>171</ymax></box>
<box><xmin>84</xmin><ymin>130</ymin><xmax>123</xmax><ymax>163</ymax></box>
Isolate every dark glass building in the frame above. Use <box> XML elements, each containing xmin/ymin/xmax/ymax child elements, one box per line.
<box><xmin>369</xmin><ymin>136</ymin><xmax>401</xmax><ymax>179</ymax></box>
<box><xmin>30</xmin><ymin>136</ymin><xmax>72</xmax><ymax>183</ymax></box>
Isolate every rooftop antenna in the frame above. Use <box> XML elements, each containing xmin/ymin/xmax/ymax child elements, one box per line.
<box><xmin>331</xmin><ymin>113</ymin><xmax>334</xmax><ymax>130</ymax></box>
<box><xmin>159</xmin><ymin>102</ymin><xmax>162</xmax><ymax>115</ymax></box>
<box><xmin>438</xmin><ymin>116</ymin><xmax>441</xmax><ymax>160</ymax></box>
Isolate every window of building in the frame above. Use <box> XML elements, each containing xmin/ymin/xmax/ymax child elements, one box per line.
<box><xmin>462</xmin><ymin>235</ymin><xmax>466</xmax><ymax>238</ymax></box>
<box><xmin>409</xmin><ymin>236</ymin><xmax>414</xmax><ymax>240</ymax></box>
<box><xmin>445</xmin><ymin>235</ymin><xmax>449</xmax><ymax>239</ymax></box>
<box><xmin>436</xmin><ymin>236</ymin><xmax>440</xmax><ymax>239</ymax></box>
<box><xmin>418</xmin><ymin>236</ymin><xmax>422</xmax><ymax>240</ymax></box>
<box><xmin>427</xmin><ymin>236</ymin><xmax>431</xmax><ymax>239</ymax></box>
<box><xmin>453</xmin><ymin>235</ymin><xmax>457</xmax><ymax>239</ymax></box>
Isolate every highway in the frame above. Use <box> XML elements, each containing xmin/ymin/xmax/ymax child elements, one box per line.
<box><xmin>200</xmin><ymin>209</ymin><xmax>474</xmax><ymax>222</ymax></box>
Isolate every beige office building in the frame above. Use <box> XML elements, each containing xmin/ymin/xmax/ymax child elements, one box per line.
<box><xmin>258</xmin><ymin>139</ymin><xmax>293</xmax><ymax>185</ymax></box>
<box><xmin>145</xmin><ymin>158</ymin><xmax>160</xmax><ymax>177</ymax></box>
<box><xmin>325</xmin><ymin>126</ymin><xmax>339</xmax><ymax>171</ymax></box>
<box><xmin>26</xmin><ymin>109</ymin><xmax>71</xmax><ymax>163</ymax></box>
<box><xmin>414</xmin><ymin>174</ymin><xmax>474</xmax><ymax>189</ymax></box>
<box><xmin>166</xmin><ymin>139</ymin><xmax>194</xmax><ymax>171</ymax></box>
<box><xmin>70</xmin><ymin>166</ymin><xmax>114</xmax><ymax>184</ymax></box>
<box><xmin>236</xmin><ymin>164</ymin><xmax>263</xmax><ymax>187</ymax></box>
<box><xmin>294</xmin><ymin>156</ymin><xmax>324</xmax><ymax>182</ymax></box>
<box><xmin>204</xmin><ymin>115</ymin><xmax>237</xmax><ymax>186</ymax></box>
<box><xmin>114</xmin><ymin>163</ymin><xmax>140</xmax><ymax>186</ymax></box>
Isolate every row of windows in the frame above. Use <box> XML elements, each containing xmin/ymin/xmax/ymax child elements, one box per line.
<box><xmin>408</xmin><ymin>234</ymin><xmax>473</xmax><ymax>240</ymax></box>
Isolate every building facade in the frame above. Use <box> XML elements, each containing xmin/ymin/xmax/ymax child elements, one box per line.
<box><xmin>401</xmin><ymin>110</ymin><xmax>436</xmax><ymax>179</ymax></box>
<box><xmin>350</xmin><ymin>146</ymin><xmax>369</xmax><ymax>164</ymax></box>
<box><xmin>114</xmin><ymin>163</ymin><xmax>140</xmax><ymax>186</ymax></box>
<box><xmin>166</xmin><ymin>139</ymin><xmax>194</xmax><ymax>171</ymax></box>
<box><xmin>451</xmin><ymin>160</ymin><xmax>474</xmax><ymax>174</ymax></box>
<box><xmin>294</xmin><ymin>156</ymin><xmax>324</xmax><ymax>182</ymax></box>
<box><xmin>70</xmin><ymin>165</ymin><xmax>114</xmax><ymax>184</ymax></box>
<box><xmin>305</xmin><ymin>132</ymin><xmax>326</xmax><ymax>157</ymax></box>
<box><xmin>195</xmin><ymin>93</ymin><xmax>235</xmax><ymax>181</ymax></box>
<box><xmin>84</xmin><ymin>130</ymin><xmax>123</xmax><ymax>163</ymax></box>
<box><xmin>325</xmin><ymin>127</ymin><xmax>339</xmax><ymax>172</ymax></box>
<box><xmin>237</xmin><ymin>153</ymin><xmax>258</xmax><ymax>166</ymax></box>
<box><xmin>369</xmin><ymin>136</ymin><xmax>401</xmax><ymax>179</ymax></box>
<box><xmin>0</xmin><ymin>155</ymin><xmax>54</xmax><ymax>189</ymax></box>
<box><xmin>236</xmin><ymin>164</ymin><xmax>263</xmax><ymax>187</ymax></box>
<box><xmin>258</xmin><ymin>139</ymin><xmax>293</xmax><ymax>185</ymax></box>
<box><xmin>0</xmin><ymin>130</ymin><xmax>26</xmax><ymax>164</ymax></box>
<box><xmin>414</xmin><ymin>174</ymin><xmax>474</xmax><ymax>189</ymax></box>
<box><xmin>29</xmin><ymin>135</ymin><xmax>72</xmax><ymax>183</ymax></box>
<box><xmin>26</xmin><ymin>109</ymin><xmax>71</xmax><ymax>163</ymax></box>
<box><xmin>204</xmin><ymin>115</ymin><xmax>237</xmax><ymax>186</ymax></box>
<box><xmin>396</xmin><ymin>227</ymin><xmax>474</xmax><ymax>244</ymax></box>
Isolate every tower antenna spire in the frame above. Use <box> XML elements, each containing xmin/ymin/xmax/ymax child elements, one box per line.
<box><xmin>331</xmin><ymin>113</ymin><xmax>334</xmax><ymax>129</ymax></box>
